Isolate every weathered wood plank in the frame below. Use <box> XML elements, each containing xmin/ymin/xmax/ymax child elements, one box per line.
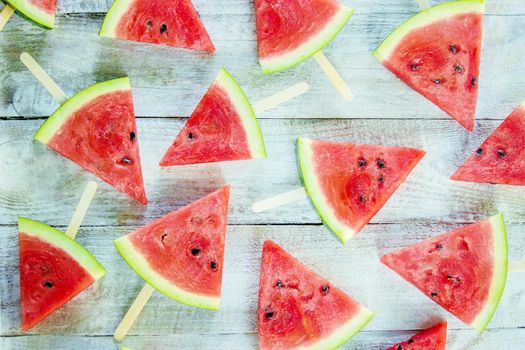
<box><xmin>1</xmin><ymin>9</ymin><xmax>524</xmax><ymax>119</ymax></box>
<box><xmin>1</xmin><ymin>224</ymin><xmax>524</xmax><ymax>336</ymax></box>
<box><xmin>2</xmin><ymin>328</ymin><xmax>525</xmax><ymax>350</ymax></box>
<box><xmin>1</xmin><ymin>118</ymin><xmax>525</xmax><ymax>227</ymax></box>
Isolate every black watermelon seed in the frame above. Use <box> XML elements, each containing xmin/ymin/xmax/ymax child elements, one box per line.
<box><xmin>476</xmin><ymin>148</ymin><xmax>483</xmax><ymax>156</ymax></box>
<box><xmin>377</xmin><ymin>159</ymin><xmax>385</xmax><ymax>169</ymax></box>
<box><xmin>130</xmin><ymin>131</ymin><xmax>136</xmax><ymax>141</ymax></box>
<box><xmin>160</xmin><ymin>24</ymin><xmax>167</xmax><ymax>33</ymax></box>
<box><xmin>275</xmin><ymin>280</ymin><xmax>284</xmax><ymax>288</ymax></box>
<box><xmin>449</xmin><ymin>45</ymin><xmax>458</xmax><ymax>54</ymax></box>
<box><xmin>146</xmin><ymin>20</ymin><xmax>153</xmax><ymax>28</ymax></box>
<box><xmin>472</xmin><ymin>77</ymin><xmax>478</xmax><ymax>86</ymax></box>
<box><xmin>408</xmin><ymin>339</ymin><xmax>414</xmax><ymax>344</ymax></box>
<box><xmin>497</xmin><ymin>149</ymin><xmax>507</xmax><ymax>159</ymax></box>
<box><xmin>410</xmin><ymin>62</ymin><xmax>420</xmax><ymax>71</ymax></box>
<box><xmin>454</xmin><ymin>64</ymin><xmax>464</xmax><ymax>73</ymax></box>
<box><xmin>161</xmin><ymin>233</ymin><xmax>168</xmax><ymax>242</ymax></box>
<box><xmin>43</xmin><ymin>280</ymin><xmax>54</xmax><ymax>288</ymax></box>
<box><xmin>191</xmin><ymin>248</ymin><xmax>201</xmax><ymax>256</ymax></box>
<box><xmin>121</xmin><ymin>157</ymin><xmax>132</xmax><ymax>165</ymax></box>
<box><xmin>397</xmin><ymin>345</ymin><xmax>404</xmax><ymax>350</ymax></box>
<box><xmin>436</xmin><ymin>243</ymin><xmax>443</xmax><ymax>251</ymax></box>
<box><xmin>358</xmin><ymin>158</ymin><xmax>367</xmax><ymax>167</ymax></box>
<box><xmin>320</xmin><ymin>285</ymin><xmax>330</xmax><ymax>294</ymax></box>
<box><xmin>210</xmin><ymin>261</ymin><xmax>218</xmax><ymax>270</ymax></box>
<box><xmin>188</xmin><ymin>132</ymin><xmax>193</xmax><ymax>140</ymax></box>
<box><xmin>431</xmin><ymin>291</ymin><xmax>438</xmax><ymax>298</ymax></box>
<box><xmin>433</xmin><ymin>79</ymin><xmax>442</xmax><ymax>85</ymax></box>
<box><xmin>265</xmin><ymin>311</ymin><xmax>275</xmax><ymax>319</ymax></box>
<box><xmin>377</xmin><ymin>176</ymin><xmax>384</xmax><ymax>184</ymax></box>
<box><xmin>359</xmin><ymin>195</ymin><xmax>366</xmax><ymax>204</ymax></box>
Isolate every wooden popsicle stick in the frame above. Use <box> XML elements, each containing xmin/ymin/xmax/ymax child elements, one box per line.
<box><xmin>416</xmin><ymin>0</ymin><xmax>431</xmax><ymax>10</ymax></box>
<box><xmin>114</xmin><ymin>283</ymin><xmax>156</xmax><ymax>342</ymax></box>
<box><xmin>0</xmin><ymin>4</ymin><xmax>15</xmax><ymax>31</ymax></box>
<box><xmin>509</xmin><ymin>260</ymin><xmax>525</xmax><ymax>273</ymax></box>
<box><xmin>65</xmin><ymin>181</ymin><xmax>98</xmax><ymax>239</ymax></box>
<box><xmin>20</xmin><ymin>52</ymin><xmax>69</xmax><ymax>105</ymax></box>
<box><xmin>252</xmin><ymin>82</ymin><xmax>309</xmax><ymax>115</ymax></box>
<box><xmin>252</xmin><ymin>187</ymin><xmax>308</xmax><ymax>213</ymax></box>
<box><xmin>313</xmin><ymin>51</ymin><xmax>353</xmax><ymax>101</ymax></box>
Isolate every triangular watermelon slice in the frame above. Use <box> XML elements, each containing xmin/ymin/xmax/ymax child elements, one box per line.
<box><xmin>34</xmin><ymin>77</ymin><xmax>147</xmax><ymax>205</ymax></box>
<box><xmin>114</xmin><ymin>186</ymin><xmax>230</xmax><ymax>310</ymax></box>
<box><xmin>255</xmin><ymin>0</ymin><xmax>354</xmax><ymax>73</ymax></box>
<box><xmin>100</xmin><ymin>0</ymin><xmax>215</xmax><ymax>52</ymax></box>
<box><xmin>6</xmin><ymin>0</ymin><xmax>56</xmax><ymax>28</ymax></box>
<box><xmin>159</xmin><ymin>68</ymin><xmax>266</xmax><ymax>166</ymax></box>
<box><xmin>381</xmin><ymin>214</ymin><xmax>508</xmax><ymax>332</ymax></box>
<box><xmin>385</xmin><ymin>322</ymin><xmax>447</xmax><ymax>350</ymax></box>
<box><xmin>18</xmin><ymin>217</ymin><xmax>106</xmax><ymax>331</ymax></box>
<box><xmin>451</xmin><ymin>101</ymin><xmax>525</xmax><ymax>185</ymax></box>
<box><xmin>297</xmin><ymin>138</ymin><xmax>425</xmax><ymax>243</ymax></box>
<box><xmin>258</xmin><ymin>241</ymin><xmax>373</xmax><ymax>350</ymax></box>
<box><xmin>373</xmin><ymin>0</ymin><xmax>484</xmax><ymax>131</ymax></box>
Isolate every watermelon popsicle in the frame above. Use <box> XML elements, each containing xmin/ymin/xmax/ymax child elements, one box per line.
<box><xmin>113</xmin><ymin>186</ymin><xmax>230</xmax><ymax>342</ymax></box>
<box><xmin>0</xmin><ymin>0</ymin><xmax>57</xmax><ymax>30</ymax></box>
<box><xmin>255</xmin><ymin>0</ymin><xmax>354</xmax><ymax>101</ymax></box>
<box><xmin>159</xmin><ymin>68</ymin><xmax>309</xmax><ymax>166</ymax></box>
<box><xmin>252</xmin><ymin>138</ymin><xmax>426</xmax><ymax>244</ymax></box>
<box><xmin>20</xmin><ymin>53</ymin><xmax>148</xmax><ymax>205</ymax></box>
<box><xmin>19</xmin><ymin>181</ymin><xmax>106</xmax><ymax>331</ymax></box>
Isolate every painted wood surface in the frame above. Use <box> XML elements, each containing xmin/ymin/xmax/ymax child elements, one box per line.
<box><xmin>1</xmin><ymin>0</ymin><xmax>524</xmax><ymax>349</ymax></box>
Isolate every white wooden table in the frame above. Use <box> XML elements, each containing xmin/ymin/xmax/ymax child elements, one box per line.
<box><xmin>1</xmin><ymin>0</ymin><xmax>525</xmax><ymax>349</ymax></box>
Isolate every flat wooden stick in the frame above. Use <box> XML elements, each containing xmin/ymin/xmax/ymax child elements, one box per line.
<box><xmin>313</xmin><ymin>51</ymin><xmax>353</xmax><ymax>101</ymax></box>
<box><xmin>252</xmin><ymin>82</ymin><xmax>309</xmax><ymax>115</ymax></box>
<box><xmin>114</xmin><ymin>283</ymin><xmax>156</xmax><ymax>342</ymax></box>
<box><xmin>0</xmin><ymin>4</ymin><xmax>15</xmax><ymax>31</ymax></box>
<box><xmin>416</xmin><ymin>0</ymin><xmax>430</xmax><ymax>10</ymax></box>
<box><xmin>252</xmin><ymin>187</ymin><xmax>308</xmax><ymax>213</ymax></box>
<box><xmin>65</xmin><ymin>181</ymin><xmax>98</xmax><ymax>240</ymax></box>
<box><xmin>20</xmin><ymin>52</ymin><xmax>69</xmax><ymax>105</ymax></box>
<box><xmin>509</xmin><ymin>260</ymin><xmax>525</xmax><ymax>273</ymax></box>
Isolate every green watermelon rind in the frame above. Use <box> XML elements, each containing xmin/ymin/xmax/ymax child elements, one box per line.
<box><xmin>215</xmin><ymin>68</ymin><xmax>267</xmax><ymax>159</ymax></box>
<box><xmin>297</xmin><ymin>137</ymin><xmax>356</xmax><ymax>244</ymax></box>
<box><xmin>114</xmin><ymin>235</ymin><xmax>221</xmax><ymax>310</ymax></box>
<box><xmin>6</xmin><ymin>0</ymin><xmax>55</xmax><ymax>29</ymax></box>
<box><xmin>34</xmin><ymin>77</ymin><xmax>131</xmax><ymax>145</ymax></box>
<box><xmin>372</xmin><ymin>0</ymin><xmax>485</xmax><ymax>62</ymax></box>
<box><xmin>260</xmin><ymin>6</ymin><xmax>354</xmax><ymax>74</ymax></box>
<box><xmin>469</xmin><ymin>213</ymin><xmax>508</xmax><ymax>333</ymax></box>
<box><xmin>18</xmin><ymin>217</ymin><xmax>106</xmax><ymax>280</ymax></box>
<box><xmin>99</xmin><ymin>0</ymin><xmax>132</xmax><ymax>38</ymax></box>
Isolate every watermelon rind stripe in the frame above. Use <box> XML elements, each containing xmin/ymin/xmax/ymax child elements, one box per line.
<box><xmin>469</xmin><ymin>213</ymin><xmax>508</xmax><ymax>332</ymax></box>
<box><xmin>215</xmin><ymin>68</ymin><xmax>267</xmax><ymax>159</ymax></box>
<box><xmin>99</xmin><ymin>0</ymin><xmax>133</xmax><ymax>38</ymax></box>
<box><xmin>300</xmin><ymin>307</ymin><xmax>373</xmax><ymax>350</ymax></box>
<box><xmin>259</xmin><ymin>6</ymin><xmax>354</xmax><ymax>74</ymax></box>
<box><xmin>297</xmin><ymin>137</ymin><xmax>356</xmax><ymax>244</ymax></box>
<box><xmin>372</xmin><ymin>0</ymin><xmax>485</xmax><ymax>62</ymax></box>
<box><xmin>34</xmin><ymin>77</ymin><xmax>131</xmax><ymax>145</ymax></box>
<box><xmin>18</xmin><ymin>217</ymin><xmax>106</xmax><ymax>280</ymax></box>
<box><xmin>6</xmin><ymin>0</ymin><xmax>55</xmax><ymax>28</ymax></box>
<box><xmin>114</xmin><ymin>235</ymin><xmax>221</xmax><ymax>310</ymax></box>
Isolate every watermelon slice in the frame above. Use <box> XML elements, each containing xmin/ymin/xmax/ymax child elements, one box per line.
<box><xmin>385</xmin><ymin>322</ymin><xmax>447</xmax><ymax>350</ymax></box>
<box><xmin>451</xmin><ymin>101</ymin><xmax>525</xmax><ymax>185</ymax></box>
<box><xmin>159</xmin><ymin>68</ymin><xmax>266</xmax><ymax>166</ymax></box>
<box><xmin>18</xmin><ymin>217</ymin><xmax>106</xmax><ymax>331</ymax></box>
<box><xmin>114</xmin><ymin>186</ymin><xmax>230</xmax><ymax>310</ymax></box>
<box><xmin>297</xmin><ymin>138</ymin><xmax>425</xmax><ymax>243</ymax></box>
<box><xmin>372</xmin><ymin>0</ymin><xmax>484</xmax><ymax>131</ymax></box>
<box><xmin>258</xmin><ymin>241</ymin><xmax>373</xmax><ymax>350</ymax></box>
<box><xmin>100</xmin><ymin>0</ymin><xmax>215</xmax><ymax>52</ymax></box>
<box><xmin>34</xmin><ymin>77</ymin><xmax>147</xmax><ymax>205</ymax></box>
<box><xmin>255</xmin><ymin>0</ymin><xmax>354</xmax><ymax>73</ymax></box>
<box><xmin>381</xmin><ymin>214</ymin><xmax>507</xmax><ymax>332</ymax></box>
<box><xmin>6</xmin><ymin>0</ymin><xmax>56</xmax><ymax>28</ymax></box>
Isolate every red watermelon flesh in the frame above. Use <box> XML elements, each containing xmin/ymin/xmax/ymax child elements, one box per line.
<box><xmin>114</xmin><ymin>186</ymin><xmax>230</xmax><ymax>309</ymax></box>
<box><xmin>36</xmin><ymin>78</ymin><xmax>147</xmax><ymax>205</ymax></box>
<box><xmin>101</xmin><ymin>0</ymin><xmax>214</xmax><ymax>52</ymax></box>
<box><xmin>451</xmin><ymin>103</ymin><xmax>525</xmax><ymax>185</ymax></box>
<box><xmin>258</xmin><ymin>241</ymin><xmax>374</xmax><ymax>350</ymax></box>
<box><xmin>298</xmin><ymin>138</ymin><xmax>425</xmax><ymax>243</ymax></box>
<box><xmin>29</xmin><ymin>0</ymin><xmax>56</xmax><ymax>13</ymax></box>
<box><xmin>385</xmin><ymin>322</ymin><xmax>447</xmax><ymax>350</ymax></box>
<box><xmin>373</xmin><ymin>1</ymin><xmax>484</xmax><ymax>131</ymax></box>
<box><xmin>380</xmin><ymin>214</ymin><xmax>507</xmax><ymax>332</ymax></box>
